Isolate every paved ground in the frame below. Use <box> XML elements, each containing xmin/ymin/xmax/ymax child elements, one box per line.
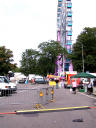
<box><xmin>0</xmin><ymin>85</ymin><xmax>96</xmax><ymax>128</ymax></box>
<box><xmin>45</xmin><ymin>87</ymin><xmax>96</xmax><ymax>109</ymax></box>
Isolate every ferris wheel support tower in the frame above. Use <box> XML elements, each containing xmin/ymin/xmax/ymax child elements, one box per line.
<box><xmin>55</xmin><ymin>0</ymin><xmax>73</xmax><ymax>76</ymax></box>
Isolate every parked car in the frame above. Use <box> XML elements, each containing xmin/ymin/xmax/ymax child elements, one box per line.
<box><xmin>9</xmin><ymin>82</ymin><xmax>17</xmax><ymax>92</ymax></box>
<box><xmin>18</xmin><ymin>78</ymin><xmax>26</xmax><ymax>84</ymax></box>
<box><xmin>34</xmin><ymin>78</ymin><xmax>47</xmax><ymax>84</ymax></box>
<box><xmin>0</xmin><ymin>76</ymin><xmax>17</xmax><ymax>96</ymax></box>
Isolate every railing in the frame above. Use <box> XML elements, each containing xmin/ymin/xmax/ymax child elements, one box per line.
<box><xmin>0</xmin><ymin>85</ymin><xmax>54</xmax><ymax>111</ymax></box>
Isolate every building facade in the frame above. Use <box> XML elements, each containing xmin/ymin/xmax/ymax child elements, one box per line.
<box><xmin>55</xmin><ymin>0</ymin><xmax>73</xmax><ymax>76</ymax></box>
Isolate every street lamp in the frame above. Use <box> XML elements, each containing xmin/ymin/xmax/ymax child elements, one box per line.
<box><xmin>82</xmin><ymin>44</ymin><xmax>84</xmax><ymax>72</ymax></box>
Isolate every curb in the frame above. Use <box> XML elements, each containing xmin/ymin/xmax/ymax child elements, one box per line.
<box><xmin>16</xmin><ymin>106</ymin><xmax>90</xmax><ymax>114</ymax></box>
<box><xmin>1</xmin><ymin>106</ymin><xmax>96</xmax><ymax>115</ymax></box>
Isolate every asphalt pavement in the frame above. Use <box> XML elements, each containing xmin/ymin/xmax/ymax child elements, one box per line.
<box><xmin>0</xmin><ymin>85</ymin><xmax>96</xmax><ymax>128</ymax></box>
<box><xmin>43</xmin><ymin>87</ymin><xmax>96</xmax><ymax>109</ymax></box>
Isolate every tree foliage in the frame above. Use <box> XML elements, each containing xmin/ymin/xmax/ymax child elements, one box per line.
<box><xmin>38</xmin><ymin>40</ymin><xmax>67</xmax><ymax>75</ymax></box>
<box><xmin>20</xmin><ymin>40</ymin><xmax>67</xmax><ymax>76</ymax></box>
<box><xmin>0</xmin><ymin>46</ymin><xmax>16</xmax><ymax>75</ymax></box>
<box><xmin>69</xmin><ymin>27</ymin><xmax>96</xmax><ymax>72</ymax></box>
<box><xmin>20</xmin><ymin>49</ymin><xmax>39</xmax><ymax>76</ymax></box>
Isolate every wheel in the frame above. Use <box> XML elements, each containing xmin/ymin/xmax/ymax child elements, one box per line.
<box><xmin>0</xmin><ymin>91</ymin><xmax>3</xmax><ymax>97</ymax></box>
<box><xmin>0</xmin><ymin>91</ymin><xmax>2</xmax><ymax>96</ymax></box>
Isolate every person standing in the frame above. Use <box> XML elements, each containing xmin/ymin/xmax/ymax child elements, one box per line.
<box><xmin>87</xmin><ymin>78</ymin><xmax>93</xmax><ymax>95</ymax></box>
<box><xmin>72</xmin><ymin>80</ymin><xmax>77</xmax><ymax>94</ymax></box>
<box><xmin>55</xmin><ymin>78</ymin><xmax>59</xmax><ymax>89</ymax></box>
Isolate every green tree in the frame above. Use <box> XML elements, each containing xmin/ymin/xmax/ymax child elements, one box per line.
<box><xmin>20</xmin><ymin>49</ymin><xmax>39</xmax><ymax>76</ymax></box>
<box><xmin>37</xmin><ymin>40</ymin><xmax>67</xmax><ymax>76</ymax></box>
<box><xmin>20</xmin><ymin>40</ymin><xmax>67</xmax><ymax>76</ymax></box>
<box><xmin>69</xmin><ymin>27</ymin><xmax>96</xmax><ymax>72</ymax></box>
<box><xmin>0</xmin><ymin>46</ymin><xmax>16</xmax><ymax>75</ymax></box>
<box><xmin>13</xmin><ymin>66</ymin><xmax>20</xmax><ymax>72</ymax></box>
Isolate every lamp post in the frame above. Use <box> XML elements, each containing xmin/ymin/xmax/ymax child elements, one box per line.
<box><xmin>82</xmin><ymin>44</ymin><xmax>84</xmax><ymax>72</ymax></box>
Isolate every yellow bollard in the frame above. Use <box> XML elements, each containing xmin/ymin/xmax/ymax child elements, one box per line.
<box><xmin>51</xmin><ymin>89</ymin><xmax>53</xmax><ymax>95</ymax></box>
<box><xmin>40</xmin><ymin>91</ymin><xmax>43</xmax><ymax>97</ymax></box>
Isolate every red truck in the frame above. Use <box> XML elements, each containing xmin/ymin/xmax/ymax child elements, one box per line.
<box><xmin>64</xmin><ymin>71</ymin><xmax>79</xmax><ymax>88</ymax></box>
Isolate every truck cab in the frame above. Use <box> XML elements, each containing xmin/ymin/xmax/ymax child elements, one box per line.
<box><xmin>64</xmin><ymin>71</ymin><xmax>79</xmax><ymax>88</ymax></box>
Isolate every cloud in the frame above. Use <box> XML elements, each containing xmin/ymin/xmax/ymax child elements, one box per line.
<box><xmin>0</xmin><ymin>0</ymin><xmax>57</xmax><ymax>66</ymax></box>
<box><xmin>0</xmin><ymin>0</ymin><xmax>96</xmax><ymax>66</ymax></box>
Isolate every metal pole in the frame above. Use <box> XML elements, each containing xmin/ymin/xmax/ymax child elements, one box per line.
<box><xmin>82</xmin><ymin>44</ymin><xmax>84</xmax><ymax>72</ymax></box>
<box><xmin>58</xmin><ymin>59</ymin><xmax>60</xmax><ymax>76</ymax></box>
<box><xmin>63</xmin><ymin>55</ymin><xmax>65</xmax><ymax>75</ymax></box>
<box><xmin>62</xmin><ymin>0</ymin><xmax>66</xmax><ymax>75</ymax></box>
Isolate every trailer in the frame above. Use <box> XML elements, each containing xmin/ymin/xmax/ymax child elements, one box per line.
<box><xmin>64</xmin><ymin>71</ymin><xmax>79</xmax><ymax>88</ymax></box>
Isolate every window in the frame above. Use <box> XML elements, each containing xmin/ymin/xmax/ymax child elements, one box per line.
<box><xmin>67</xmin><ymin>49</ymin><xmax>71</xmax><ymax>53</ymax></box>
<box><xmin>0</xmin><ymin>78</ymin><xmax>3</xmax><ymax>83</ymax></box>
<box><xmin>4</xmin><ymin>77</ymin><xmax>9</xmax><ymax>83</ymax></box>
<box><xmin>67</xmin><ymin>30</ymin><xmax>72</xmax><ymax>36</ymax></box>
<box><xmin>57</xmin><ymin>13</ymin><xmax>60</xmax><ymax>17</ymax></box>
<box><xmin>0</xmin><ymin>77</ymin><xmax>9</xmax><ymax>83</ymax></box>
<box><xmin>58</xmin><ymin>3</ymin><xmax>62</xmax><ymax>7</ymax></box>
<box><xmin>58</xmin><ymin>8</ymin><xmax>61</xmax><ymax>12</ymax></box>
<box><xmin>66</xmin><ymin>59</ymin><xmax>70</xmax><ymax>62</ymax></box>
<box><xmin>57</xmin><ymin>19</ymin><xmax>60</xmax><ymax>22</ymax></box>
<box><xmin>57</xmin><ymin>24</ymin><xmax>60</xmax><ymax>28</ymax></box>
<box><xmin>58</xmin><ymin>0</ymin><xmax>62</xmax><ymax>2</ymax></box>
<box><xmin>67</xmin><ymin>3</ymin><xmax>72</xmax><ymax>8</ymax></box>
<box><xmin>65</xmin><ymin>63</ymin><xmax>69</xmax><ymax>71</ymax></box>
<box><xmin>65</xmin><ymin>63</ymin><xmax>69</xmax><ymax>67</ymax></box>
<box><xmin>67</xmin><ymin>21</ymin><xmax>72</xmax><ymax>26</ymax></box>
<box><xmin>67</xmin><ymin>11</ymin><xmax>72</xmax><ymax>17</ymax></box>
<box><xmin>66</xmin><ymin>40</ymin><xmax>72</xmax><ymax>45</ymax></box>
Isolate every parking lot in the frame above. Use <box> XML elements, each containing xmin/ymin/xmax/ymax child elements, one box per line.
<box><xmin>0</xmin><ymin>83</ymin><xmax>96</xmax><ymax>128</ymax></box>
<box><xmin>0</xmin><ymin>83</ymin><xmax>53</xmax><ymax>112</ymax></box>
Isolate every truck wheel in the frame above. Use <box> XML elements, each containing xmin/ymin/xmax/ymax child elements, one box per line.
<box><xmin>0</xmin><ymin>91</ymin><xmax>2</xmax><ymax>97</ymax></box>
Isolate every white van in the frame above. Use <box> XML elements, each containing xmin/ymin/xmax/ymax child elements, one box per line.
<box><xmin>0</xmin><ymin>76</ymin><xmax>17</xmax><ymax>96</ymax></box>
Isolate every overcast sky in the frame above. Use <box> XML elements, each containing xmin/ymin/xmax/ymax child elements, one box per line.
<box><xmin>0</xmin><ymin>0</ymin><xmax>96</xmax><ymax>66</ymax></box>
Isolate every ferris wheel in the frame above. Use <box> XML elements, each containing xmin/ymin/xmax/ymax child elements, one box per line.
<box><xmin>56</xmin><ymin>0</ymin><xmax>73</xmax><ymax>76</ymax></box>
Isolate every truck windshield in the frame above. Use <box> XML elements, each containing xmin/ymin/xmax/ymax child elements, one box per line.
<box><xmin>0</xmin><ymin>77</ymin><xmax>9</xmax><ymax>83</ymax></box>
